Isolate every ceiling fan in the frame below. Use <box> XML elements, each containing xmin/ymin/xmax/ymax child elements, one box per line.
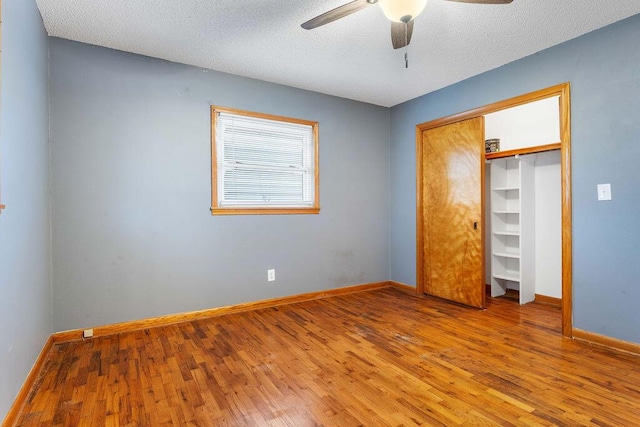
<box><xmin>302</xmin><ymin>0</ymin><xmax>513</xmax><ymax>54</ymax></box>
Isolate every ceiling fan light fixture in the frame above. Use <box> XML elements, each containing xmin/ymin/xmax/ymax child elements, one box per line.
<box><xmin>379</xmin><ymin>0</ymin><xmax>428</xmax><ymax>23</ymax></box>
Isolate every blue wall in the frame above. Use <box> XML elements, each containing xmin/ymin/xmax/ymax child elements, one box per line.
<box><xmin>0</xmin><ymin>0</ymin><xmax>52</xmax><ymax>420</ymax></box>
<box><xmin>49</xmin><ymin>39</ymin><xmax>390</xmax><ymax>331</ymax></box>
<box><xmin>390</xmin><ymin>14</ymin><xmax>640</xmax><ymax>344</ymax></box>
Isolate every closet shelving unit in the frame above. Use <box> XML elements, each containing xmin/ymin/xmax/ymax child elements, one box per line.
<box><xmin>489</xmin><ymin>154</ymin><xmax>536</xmax><ymax>304</ymax></box>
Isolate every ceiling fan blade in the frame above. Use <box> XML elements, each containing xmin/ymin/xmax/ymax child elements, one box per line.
<box><xmin>301</xmin><ymin>0</ymin><xmax>376</xmax><ymax>30</ymax></box>
<box><xmin>444</xmin><ymin>0</ymin><xmax>513</xmax><ymax>4</ymax></box>
<box><xmin>391</xmin><ymin>20</ymin><xmax>414</xmax><ymax>49</ymax></box>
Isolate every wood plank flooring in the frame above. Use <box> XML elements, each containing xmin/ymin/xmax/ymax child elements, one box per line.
<box><xmin>14</xmin><ymin>288</ymin><xmax>640</xmax><ymax>426</ymax></box>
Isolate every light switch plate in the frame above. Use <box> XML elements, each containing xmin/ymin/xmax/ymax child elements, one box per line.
<box><xmin>597</xmin><ymin>183</ymin><xmax>612</xmax><ymax>201</ymax></box>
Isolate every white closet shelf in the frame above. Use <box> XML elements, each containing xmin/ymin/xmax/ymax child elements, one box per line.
<box><xmin>493</xmin><ymin>251</ymin><xmax>520</xmax><ymax>259</ymax></box>
<box><xmin>492</xmin><ymin>186</ymin><xmax>520</xmax><ymax>191</ymax></box>
<box><xmin>493</xmin><ymin>271</ymin><xmax>520</xmax><ymax>282</ymax></box>
<box><xmin>492</xmin><ymin>230</ymin><xmax>520</xmax><ymax>236</ymax></box>
<box><xmin>492</xmin><ymin>210</ymin><xmax>520</xmax><ymax>214</ymax></box>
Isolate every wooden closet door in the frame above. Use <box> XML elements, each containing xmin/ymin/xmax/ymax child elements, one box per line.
<box><xmin>421</xmin><ymin>117</ymin><xmax>485</xmax><ymax>308</ymax></box>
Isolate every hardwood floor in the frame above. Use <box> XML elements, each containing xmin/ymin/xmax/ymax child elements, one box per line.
<box><xmin>14</xmin><ymin>288</ymin><xmax>640</xmax><ymax>426</ymax></box>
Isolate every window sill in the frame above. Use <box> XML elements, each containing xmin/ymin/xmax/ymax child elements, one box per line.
<box><xmin>211</xmin><ymin>207</ymin><xmax>320</xmax><ymax>216</ymax></box>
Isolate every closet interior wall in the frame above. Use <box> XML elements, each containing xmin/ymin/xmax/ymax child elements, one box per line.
<box><xmin>484</xmin><ymin>97</ymin><xmax>562</xmax><ymax>301</ymax></box>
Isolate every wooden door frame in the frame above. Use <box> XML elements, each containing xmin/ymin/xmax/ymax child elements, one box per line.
<box><xmin>415</xmin><ymin>83</ymin><xmax>572</xmax><ymax>337</ymax></box>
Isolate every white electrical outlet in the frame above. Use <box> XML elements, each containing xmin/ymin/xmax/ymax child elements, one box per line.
<box><xmin>267</xmin><ymin>269</ymin><xmax>276</xmax><ymax>282</ymax></box>
<box><xmin>597</xmin><ymin>183</ymin><xmax>612</xmax><ymax>201</ymax></box>
<box><xmin>83</xmin><ymin>329</ymin><xmax>94</xmax><ymax>339</ymax></box>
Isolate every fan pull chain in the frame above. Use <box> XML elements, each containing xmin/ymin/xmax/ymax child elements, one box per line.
<box><xmin>404</xmin><ymin>21</ymin><xmax>409</xmax><ymax>68</ymax></box>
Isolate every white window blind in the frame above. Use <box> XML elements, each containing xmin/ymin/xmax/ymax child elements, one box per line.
<box><xmin>215</xmin><ymin>111</ymin><xmax>316</xmax><ymax>208</ymax></box>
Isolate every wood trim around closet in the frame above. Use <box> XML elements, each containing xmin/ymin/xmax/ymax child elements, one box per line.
<box><xmin>559</xmin><ymin>83</ymin><xmax>573</xmax><ymax>338</ymax></box>
<box><xmin>415</xmin><ymin>83</ymin><xmax>572</xmax><ymax>337</ymax></box>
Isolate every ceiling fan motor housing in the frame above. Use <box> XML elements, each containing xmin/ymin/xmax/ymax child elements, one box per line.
<box><xmin>379</xmin><ymin>0</ymin><xmax>428</xmax><ymax>22</ymax></box>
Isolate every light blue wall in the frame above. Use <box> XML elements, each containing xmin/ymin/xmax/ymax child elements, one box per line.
<box><xmin>0</xmin><ymin>0</ymin><xmax>51</xmax><ymax>421</ymax></box>
<box><xmin>390</xmin><ymin>14</ymin><xmax>640</xmax><ymax>344</ymax></box>
<box><xmin>49</xmin><ymin>39</ymin><xmax>390</xmax><ymax>331</ymax></box>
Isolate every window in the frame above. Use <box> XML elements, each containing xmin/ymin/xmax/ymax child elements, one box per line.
<box><xmin>211</xmin><ymin>106</ymin><xmax>319</xmax><ymax>215</ymax></box>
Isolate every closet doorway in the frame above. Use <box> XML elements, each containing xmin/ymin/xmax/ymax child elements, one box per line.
<box><xmin>415</xmin><ymin>83</ymin><xmax>572</xmax><ymax>337</ymax></box>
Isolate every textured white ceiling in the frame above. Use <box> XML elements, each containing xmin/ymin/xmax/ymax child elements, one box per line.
<box><xmin>35</xmin><ymin>0</ymin><xmax>640</xmax><ymax>107</ymax></box>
